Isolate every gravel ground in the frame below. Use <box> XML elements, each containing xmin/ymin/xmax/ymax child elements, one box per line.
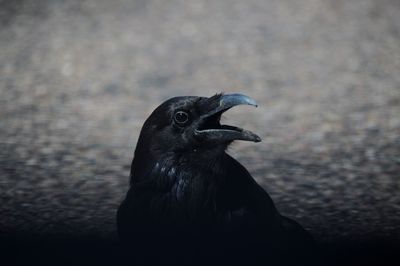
<box><xmin>1</xmin><ymin>0</ymin><xmax>400</xmax><ymax>248</ymax></box>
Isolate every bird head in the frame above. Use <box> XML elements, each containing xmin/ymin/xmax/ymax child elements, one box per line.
<box><xmin>135</xmin><ymin>93</ymin><xmax>261</xmax><ymax>157</ymax></box>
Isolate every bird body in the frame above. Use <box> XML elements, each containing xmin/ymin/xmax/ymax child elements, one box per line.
<box><xmin>117</xmin><ymin>94</ymin><xmax>315</xmax><ymax>265</ymax></box>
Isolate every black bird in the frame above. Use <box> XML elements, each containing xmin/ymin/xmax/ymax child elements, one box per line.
<box><xmin>117</xmin><ymin>93</ymin><xmax>315</xmax><ymax>265</ymax></box>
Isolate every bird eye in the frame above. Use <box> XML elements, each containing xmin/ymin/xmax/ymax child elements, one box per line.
<box><xmin>174</xmin><ymin>111</ymin><xmax>189</xmax><ymax>125</ymax></box>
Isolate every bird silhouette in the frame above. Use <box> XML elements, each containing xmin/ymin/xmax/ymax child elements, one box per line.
<box><xmin>117</xmin><ymin>93</ymin><xmax>316</xmax><ymax>265</ymax></box>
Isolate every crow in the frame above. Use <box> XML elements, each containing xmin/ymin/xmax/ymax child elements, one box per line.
<box><xmin>117</xmin><ymin>93</ymin><xmax>316</xmax><ymax>265</ymax></box>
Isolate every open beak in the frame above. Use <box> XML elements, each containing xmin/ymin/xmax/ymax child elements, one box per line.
<box><xmin>194</xmin><ymin>93</ymin><xmax>261</xmax><ymax>143</ymax></box>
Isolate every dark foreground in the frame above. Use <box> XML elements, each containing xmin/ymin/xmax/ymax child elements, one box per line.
<box><xmin>2</xmin><ymin>235</ymin><xmax>399</xmax><ymax>266</ymax></box>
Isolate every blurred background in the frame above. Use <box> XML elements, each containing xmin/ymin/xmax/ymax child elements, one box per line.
<box><xmin>1</xmin><ymin>0</ymin><xmax>399</xmax><ymax>260</ymax></box>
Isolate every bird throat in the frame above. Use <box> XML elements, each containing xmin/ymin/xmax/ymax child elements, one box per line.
<box><xmin>144</xmin><ymin>154</ymin><xmax>227</xmax><ymax>221</ymax></box>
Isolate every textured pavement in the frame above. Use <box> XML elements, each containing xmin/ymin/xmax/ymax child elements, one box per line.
<box><xmin>1</xmin><ymin>0</ymin><xmax>400</xmax><ymax>247</ymax></box>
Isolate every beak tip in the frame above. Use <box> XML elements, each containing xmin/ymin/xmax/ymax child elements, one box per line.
<box><xmin>246</xmin><ymin>97</ymin><xmax>258</xmax><ymax>108</ymax></box>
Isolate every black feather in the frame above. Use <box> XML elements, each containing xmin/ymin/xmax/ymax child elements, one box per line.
<box><xmin>117</xmin><ymin>94</ymin><xmax>317</xmax><ymax>265</ymax></box>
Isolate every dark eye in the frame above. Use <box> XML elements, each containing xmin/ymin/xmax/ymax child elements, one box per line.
<box><xmin>174</xmin><ymin>111</ymin><xmax>189</xmax><ymax>125</ymax></box>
